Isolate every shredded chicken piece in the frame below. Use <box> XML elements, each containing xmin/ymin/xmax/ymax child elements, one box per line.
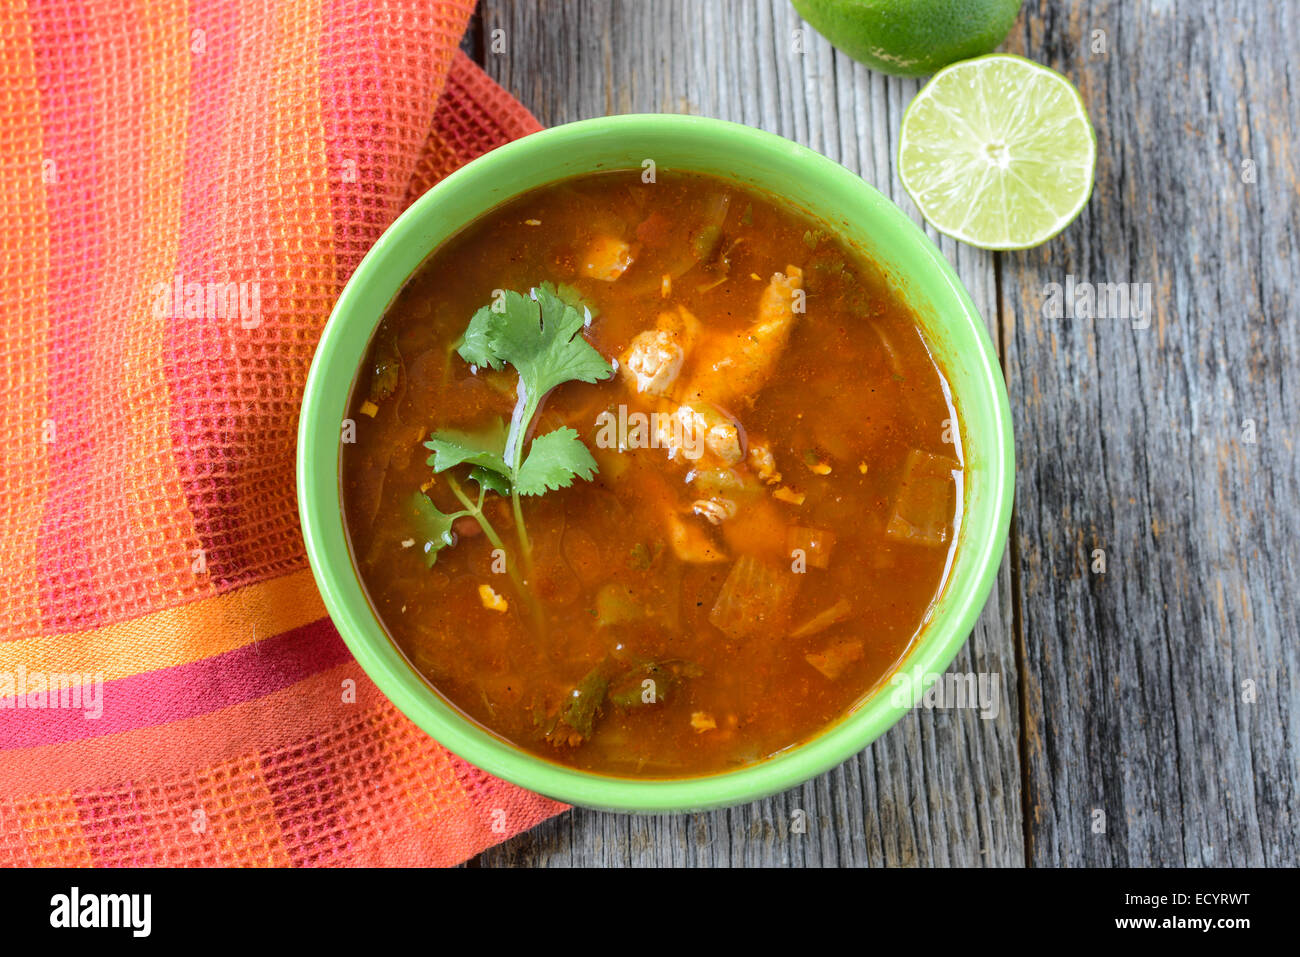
<box><xmin>748</xmin><ymin>444</ymin><xmax>781</xmax><ymax>486</ymax></box>
<box><xmin>658</xmin><ymin>304</ymin><xmax>700</xmax><ymax>350</ymax></box>
<box><xmin>681</xmin><ymin>265</ymin><xmax>804</xmax><ymax>407</ymax></box>
<box><xmin>705</xmin><ymin>421</ymin><xmax>742</xmax><ymax>464</ymax></box>
<box><xmin>692</xmin><ymin>497</ymin><xmax>737</xmax><ymax>525</ymax></box>
<box><xmin>621</xmin><ymin>329</ymin><xmax>684</xmax><ymax>395</ymax></box>
<box><xmin>655</xmin><ymin>403</ymin><xmax>745</xmax><ymax>466</ymax></box>
<box><xmin>665</xmin><ymin>512</ymin><xmax>728</xmax><ymax>563</ymax></box>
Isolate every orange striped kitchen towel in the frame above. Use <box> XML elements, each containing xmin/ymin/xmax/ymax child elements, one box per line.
<box><xmin>0</xmin><ymin>0</ymin><xmax>565</xmax><ymax>866</ymax></box>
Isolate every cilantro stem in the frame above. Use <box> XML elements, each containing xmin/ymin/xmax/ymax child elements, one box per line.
<box><xmin>445</xmin><ymin>475</ymin><xmax>544</xmax><ymax>635</ymax></box>
<box><xmin>433</xmin><ymin>285</ymin><xmax>613</xmax><ymax>605</ymax></box>
<box><xmin>511</xmin><ymin>489</ymin><xmax>532</xmax><ymax>569</ymax></box>
<box><xmin>505</xmin><ymin>387</ymin><xmax>540</xmax><ymax>574</ymax></box>
<box><xmin>446</xmin><ymin>476</ymin><xmax>507</xmax><ymax>555</ymax></box>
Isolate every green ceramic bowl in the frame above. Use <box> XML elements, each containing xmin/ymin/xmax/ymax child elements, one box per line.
<box><xmin>298</xmin><ymin>114</ymin><xmax>1013</xmax><ymax>812</ymax></box>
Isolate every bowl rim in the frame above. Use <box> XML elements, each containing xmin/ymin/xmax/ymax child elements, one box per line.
<box><xmin>297</xmin><ymin>113</ymin><xmax>1014</xmax><ymax>812</ymax></box>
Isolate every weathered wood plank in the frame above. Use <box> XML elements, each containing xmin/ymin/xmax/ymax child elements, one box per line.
<box><xmin>1002</xmin><ymin>0</ymin><xmax>1299</xmax><ymax>865</ymax></box>
<box><xmin>472</xmin><ymin>0</ymin><xmax>1023</xmax><ymax>867</ymax></box>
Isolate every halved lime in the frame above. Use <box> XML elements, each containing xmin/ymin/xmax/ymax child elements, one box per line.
<box><xmin>898</xmin><ymin>54</ymin><xmax>1097</xmax><ymax>250</ymax></box>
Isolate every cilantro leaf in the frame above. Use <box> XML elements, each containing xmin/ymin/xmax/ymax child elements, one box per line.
<box><xmin>453</xmin><ymin>286</ymin><xmax>613</xmax><ymax>471</ymax></box>
<box><xmin>408</xmin><ymin>492</ymin><xmax>459</xmax><ymax>567</ymax></box>
<box><xmin>421</xmin><ymin>286</ymin><xmax>614</xmax><ymax>575</ymax></box>
<box><xmin>497</xmin><ymin>287</ymin><xmax>614</xmax><ymax>400</ymax></box>
<box><xmin>455</xmin><ymin>287</ymin><xmax>613</xmax><ymax>408</ymax></box>
<box><xmin>537</xmin><ymin>280</ymin><xmax>600</xmax><ymax>320</ymax></box>
<box><xmin>456</xmin><ymin>301</ymin><xmax>507</xmax><ymax>371</ymax></box>
<box><xmin>467</xmin><ymin>465</ymin><xmax>511</xmax><ymax>496</ymax></box>
<box><xmin>424</xmin><ymin>419</ymin><xmax>510</xmax><ymax>476</ymax></box>
<box><xmin>515</xmin><ymin>427</ymin><xmax>600</xmax><ymax>496</ymax></box>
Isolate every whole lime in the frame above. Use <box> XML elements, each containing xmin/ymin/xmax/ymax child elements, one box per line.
<box><xmin>791</xmin><ymin>0</ymin><xmax>1024</xmax><ymax>77</ymax></box>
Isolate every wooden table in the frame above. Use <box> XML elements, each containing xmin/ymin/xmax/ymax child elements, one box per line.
<box><xmin>462</xmin><ymin>0</ymin><xmax>1299</xmax><ymax>867</ymax></box>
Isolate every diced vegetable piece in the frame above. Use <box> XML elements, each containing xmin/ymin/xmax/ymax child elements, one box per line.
<box><xmin>607</xmin><ymin>659</ymin><xmax>702</xmax><ymax>709</ymax></box>
<box><xmin>790</xmin><ymin>599</ymin><xmax>853</xmax><ymax>639</ymax></box>
<box><xmin>627</xmin><ymin>542</ymin><xmax>663</xmax><ymax>571</ymax></box>
<box><xmin>667</xmin><ymin>512</ymin><xmax>727</xmax><ymax>564</ymax></box>
<box><xmin>708</xmin><ymin>555</ymin><xmax>800</xmax><ymax>640</ymax></box>
<box><xmin>368</xmin><ymin>326</ymin><xmax>402</xmax><ymax>404</ymax></box>
<box><xmin>608</xmin><ymin>668</ymin><xmax>661</xmax><ymax>709</ymax></box>
<box><xmin>595</xmin><ymin>583</ymin><xmax>642</xmax><ymax>626</ymax></box>
<box><xmin>692</xmin><ymin>224</ymin><xmax>723</xmax><ymax>262</ymax></box>
<box><xmin>805</xmin><ymin>640</ymin><xmax>863</xmax><ymax>680</ymax></box>
<box><xmin>773</xmin><ymin>486</ymin><xmax>805</xmax><ymax>506</ymax></box>
<box><xmin>547</xmin><ymin>668</ymin><xmax>607</xmax><ymax>748</ymax></box>
<box><xmin>786</xmin><ymin>525</ymin><xmax>836</xmax><ymax>569</ymax></box>
<box><xmin>688</xmin><ymin>467</ymin><xmax>748</xmax><ymax>499</ymax></box>
<box><xmin>691</xmin><ymin>711</ymin><xmax>717</xmax><ymax>733</ymax></box>
<box><xmin>802</xmin><ymin>449</ymin><xmax>832</xmax><ymax>474</ymax></box>
<box><xmin>886</xmin><ymin>449</ymin><xmax>959</xmax><ymax>547</ymax></box>
<box><xmin>635</xmin><ymin>210</ymin><xmax>672</xmax><ymax>247</ymax></box>
<box><xmin>478</xmin><ymin>584</ymin><xmax>508</xmax><ymax>613</ymax></box>
<box><xmin>867</xmin><ymin>320</ymin><xmax>907</xmax><ymax>379</ymax></box>
<box><xmin>719</xmin><ymin>497</ymin><xmax>787</xmax><ymax>562</ymax></box>
<box><xmin>801</xmin><ymin>227</ymin><xmax>830</xmax><ymax>249</ymax></box>
<box><xmin>593</xmin><ymin>444</ymin><xmax>632</xmax><ymax>481</ymax></box>
<box><xmin>582</xmin><ymin>236</ymin><xmax>634</xmax><ymax>281</ymax></box>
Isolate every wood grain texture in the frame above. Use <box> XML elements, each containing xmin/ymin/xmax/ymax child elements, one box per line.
<box><xmin>470</xmin><ymin>0</ymin><xmax>1023</xmax><ymax>868</ymax></box>
<box><xmin>1002</xmin><ymin>0</ymin><xmax>1299</xmax><ymax>866</ymax></box>
<box><xmin>464</xmin><ymin>0</ymin><xmax>1299</xmax><ymax>867</ymax></box>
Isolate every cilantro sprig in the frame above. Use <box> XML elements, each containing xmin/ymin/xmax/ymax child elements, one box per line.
<box><xmin>410</xmin><ymin>286</ymin><xmax>613</xmax><ymax>571</ymax></box>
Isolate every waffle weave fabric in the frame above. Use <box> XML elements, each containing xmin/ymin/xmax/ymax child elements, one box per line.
<box><xmin>0</xmin><ymin>0</ymin><xmax>565</xmax><ymax>866</ymax></box>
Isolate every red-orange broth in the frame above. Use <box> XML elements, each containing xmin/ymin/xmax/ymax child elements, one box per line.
<box><xmin>341</xmin><ymin>170</ymin><xmax>962</xmax><ymax>777</ymax></box>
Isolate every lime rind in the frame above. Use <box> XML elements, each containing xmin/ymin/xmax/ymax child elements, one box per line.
<box><xmin>898</xmin><ymin>54</ymin><xmax>1097</xmax><ymax>250</ymax></box>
